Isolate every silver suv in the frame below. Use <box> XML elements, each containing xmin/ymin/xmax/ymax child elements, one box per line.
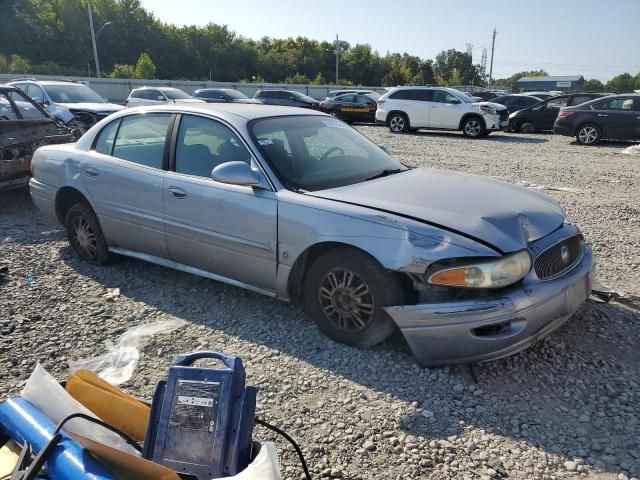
<box><xmin>375</xmin><ymin>87</ymin><xmax>509</xmax><ymax>137</ymax></box>
<box><xmin>7</xmin><ymin>79</ymin><xmax>124</xmax><ymax>137</ymax></box>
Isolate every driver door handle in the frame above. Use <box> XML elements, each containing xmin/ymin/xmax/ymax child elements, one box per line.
<box><xmin>597</xmin><ymin>114</ymin><xmax>608</xmax><ymax>117</ymax></box>
<box><xmin>83</xmin><ymin>168</ymin><xmax>99</xmax><ymax>177</ymax></box>
<box><xmin>168</xmin><ymin>186</ymin><xmax>187</xmax><ymax>198</ymax></box>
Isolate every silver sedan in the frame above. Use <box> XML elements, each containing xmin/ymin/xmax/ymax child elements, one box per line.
<box><xmin>29</xmin><ymin>104</ymin><xmax>594</xmax><ymax>366</ymax></box>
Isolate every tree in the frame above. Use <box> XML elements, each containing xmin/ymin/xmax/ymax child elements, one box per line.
<box><xmin>635</xmin><ymin>72</ymin><xmax>640</xmax><ymax>91</ymax></box>
<box><xmin>111</xmin><ymin>63</ymin><xmax>136</xmax><ymax>78</ymax></box>
<box><xmin>606</xmin><ymin>73</ymin><xmax>634</xmax><ymax>93</ymax></box>
<box><xmin>0</xmin><ymin>54</ymin><xmax>8</xmax><ymax>73</ymax></box>
<box><xmin>433</xmin><ymin>49</ymin><xmax>483</xmax><ymax>86</ymax></box>
<box><xmin>582</xmin><ymin>79</ymin><xmax>604</xmax><ymax>92</ymax></box>
<box><xmin>134</xmin><ymin>52</ymin><xmax>156</xmax><ymax>79</ymax></box>
<box><xmin>8</xmin><ymin>54</ymin><xmax>31</xmax><ymax>73</ymax></box>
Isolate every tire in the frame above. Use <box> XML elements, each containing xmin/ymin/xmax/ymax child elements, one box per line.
<box><xmin>461</xmin><ymin>116</ymin><xmax>485</xmax><ymax>138</ymax></box>
<box><xmin>388</xmin><ymin>113</ymin><xmax>408</xmax><ymax>133</ymax></box>
<box><xmin>520</xmin><ymin>121</ymin><xmax>535</xmax><ymax>134</ymax></box>
<box><xmin>65</xmin><ymin>203</ymin><xmax>110</xmax><ymax>265</ymax></box>
<box><xmin>576</xmin><ymin>123</ymin><xmax>601</xmax><ymax>145</ymax></box>
<box><xmin>304</xmin><ymin>247</ymin><xmax>406</xmax><ymax>348</ymax></box>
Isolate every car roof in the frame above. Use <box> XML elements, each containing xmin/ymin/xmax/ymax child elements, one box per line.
<box><xmin>15</xmin><ymin>80</ymin><xmax>85</xmax><ymax>86</ymax></box>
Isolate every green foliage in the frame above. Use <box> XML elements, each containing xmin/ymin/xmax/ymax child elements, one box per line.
<box><xmin>434</xmin><ymin>50</ymin><xmax>483</xmax><ymax>86</ymax></box>
<box><xmin>8</xmin><ymin>54</ymin><xmax>32</xmax><ymax>73</ymax></box>
<box><xmin>635</xmin><ymin>73</ymin><xmax>640</xmax><ymax>91</ymax></box>
<box><xmin>605</xmin><ymin>73</ymin><xmax>635</xmax><ymax>93</ymax></box>
<box><xmin>111</xmin><ymin>63</ymin><xmax>136</xmax><ymax>78</ymax></box>
<box><xmin>582</xmin><ymin>79</ymin><xmax>604</xmax><ymax>92</ymax></box>
<box><xmin>0</xmin><ymin>54</ymin><xmax>8</xmax><ymax>73</ymax></box>
<box><xmin>134</xmin><ymin>52</ymin><xmax>156</xmax><ymax>79</ymax></box>
<box><xmin>284</xmin><ymin>73</ymin><xmax>311</xmax><ymax>84</ymax></box>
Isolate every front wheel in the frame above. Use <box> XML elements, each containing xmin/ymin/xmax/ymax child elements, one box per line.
<box><xmin>304</xmin><ymin>248</ymin><xmax>406</xmax><ymax>348</ymax></box>
<box><xmin>388</xmin><ymin>113</ymin><xmax>408</xmax><ymax>133</ymax></box>
<box><xmin>65</xmin><ymin>203</ymin><xmax>110</xmax><ymax>264</ymax></box>
<box><xmin>576</xmin><ymin>124</ymin><xmax>601</xmax><ymax>145</ymax></box>
<box><xmin>462</xmin><ymin>117</ymin><xmax>485</xmax><ymax>138</ymax></box>
<box><xmin>520</xmin><ymin>121</ymin><xmax>535</xmax><ymax>134</ymax></box>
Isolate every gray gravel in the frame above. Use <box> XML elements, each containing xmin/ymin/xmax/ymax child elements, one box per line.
<box><xmin>1</xmin><ymin>128</ymin><xmax>639</xmax><ymax>480</ymax></box>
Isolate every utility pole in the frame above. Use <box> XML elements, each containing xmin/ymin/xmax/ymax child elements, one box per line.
<box><xmin>335</xmin><ymin>34</ymin><xmax>339</xmax><ymax>84</ymax></box>
<box><xmin>488</xmin><ymin>28</ymin><xmax>497</xmax><ymax>88</ymax></box>
<box><xmin>87</xmin><ymin>2</ymin><xmax>101</xmax><ymax>77</ymax></box>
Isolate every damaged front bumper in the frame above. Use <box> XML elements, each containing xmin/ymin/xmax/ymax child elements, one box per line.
<box><xmin>385</xmin><ymin>244</ymin><xmax>594</xmax><ymax>367</ymax></box>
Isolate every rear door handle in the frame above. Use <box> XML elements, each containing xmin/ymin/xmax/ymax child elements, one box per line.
<box><xmin>83</xmin><ymin>168</ymin><xmax>99</xmax><ymax>177</ymax></box>
<box><xmin>168</xmin><ymin>186</ymin><xmax>187</xmax><ymax>198</ymax></box>
<box><xmin>597</xmin><ymin>114</ymin><xmax>608</xmax><ymax>117</ymax></box>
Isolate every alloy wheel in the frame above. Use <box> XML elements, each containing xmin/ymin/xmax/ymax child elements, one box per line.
<box><xmin>578</xmin><ymin>126</ymin><xmax>599</xmax><ymax>144</ymax></box>
<box><xmin>389</xmin><ymin>116</ymin><xmax>405</xmax><ymax>132</ymax></box>
<box><xmin>464</xmin><ymin>119</ymin><xmax>482</xmax><ymax>137</ymax></box>
<box><xmin>72</xmin><ymin>216</ymin><xmax>97</xmax><ymax>259</ymax></box>
<box><xmin>318</xmin><ymin>268</ymin><xmax>375</xmax><ymax>332</ymax></box>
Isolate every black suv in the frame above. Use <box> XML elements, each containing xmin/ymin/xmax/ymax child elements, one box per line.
<box><xmin>510</xmin><ymin>93</ymin><xmax>609</xmax><ymax>133</ymax></box>
<box><xmin>491</xmin><ymin>94</ymin><xmax>543</xmax><ymax>114</ymax></box>
<box><xmin>253</xmin><ymin>90</ymin><xmax>319</xmax><ymax>109</ymax></box>
<box><xmin>554</xmin><ymin>94</ymin><xmax>640</xmax><ymax>145</ymax></box>
<box><xmin>0</xmin><ymin>86</ymin><xmax>74</xmax><ymax>190</ymax></box>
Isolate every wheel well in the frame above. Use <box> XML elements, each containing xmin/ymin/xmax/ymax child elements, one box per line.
<box><xmin>55</xmin><ymin>187</ymin><xmax>90</xmax><ymax>224</ymax></box>
<box><xmin>458</xmin><ymin>114</ymin><xmax>485</xmax><ymax>131</ymax></box>
<box><xmin>286</xmin><ymin>242</ymin><xmax>413</xmax><ymax>300</ymax></box>
<box><xmin>385</xmin><ymin>110</ymin><xmax>409</xmax><ymax>126</ymax></box>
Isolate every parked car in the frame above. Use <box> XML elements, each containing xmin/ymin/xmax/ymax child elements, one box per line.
<box><xmin>0</xmin><ymin>86</ymin><xmax>74</xmax><ymax>191</ymax></box>
<box><xmin>192</xmin><ymin>88</ymin><xmax>262</xmax><ymax>104</ymax></box>
<box><xmin>519</xmin><ymin>91</ymin><xmax>555</xmax><ymax>101</ymax></box>
<box><xmin>29</xmin><ymin>103</ymin><xmax>594</xmax><ymax>366</ymax></box>
<box><xmin>253</xmin><ymin>89</ymin><xmax>319</xmax><ymax>109</ymax></box>
<box><xmin>554</xmin><ymin>94</ymin><xmax>640</xmax><ymax>145</ymax></box>
<box><xmin>509</xmin><ymin>93</ymin><xmax>609</xmax><ymax>133</ymax></box>
<box><xmin>125</xmin><ymin>87</ymin><xmax>205</xmax><ymax>107</ymax></box>
<box><xmin>323</xmin><ymin>89</ymin><xmax>377</xmax><ymax>100</ymax></box>
<box><xmin>491</xmin><ymin>94</ymin><xmax>543</xmax><ymax>114</ymax></box>
<box><xmin>319</xmin><ymin>92</ymin><xmax>379</xmax><ymax>123</ymax></box>
<box><xmin>8</xmin><ymin>78</ymin><xmax>124</xmax><ymax>138</ymax></box>
<box><xmin>376</xmin><ymin>87</ymin><xmax>509</xmax><ymax>137</ymax></box>
<box><xmin>472</xmin><ymin>91</ymin><xmax>502</xmax><ymax>101</ymax></box>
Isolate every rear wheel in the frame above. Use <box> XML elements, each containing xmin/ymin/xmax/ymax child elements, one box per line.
<box><xmin>520</xmin><ymin>121</ymin><xmax>535</xmax><ymax>134</ymax></box>
<box><xmin>304</xmin><ymin>247</ymin><xmax>406</xmax><ymax>348</ymax></box>
<box><xmin>576</xmin><ymin>124</ymin><xmax>601</xmax><ymax>145</ymax></box>
<box><xmin>65</xmin><ymin>203</ymin><xmax>110</xmax><ymax>264</ymax></box>
<box><xmin>388</xmin><ymin>113</ymin><xmax>408</xmax><ymax>133</ymax></box>
<box><xmin>462</xmin><ymin>117</ymin><xmax>485</xmax><ymax>138</ymax></box>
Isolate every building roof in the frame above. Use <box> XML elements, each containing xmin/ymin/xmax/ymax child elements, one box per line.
<box><xmin>516</xmin><ymin>75</ymin><xmax>584</xmax><ymax>84</ymax></box>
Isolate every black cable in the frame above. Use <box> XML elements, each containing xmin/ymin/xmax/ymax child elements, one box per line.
<box><xmin>53</xmin><ymin>413</ymin><xmax>143</xmax><ymax>454</ymax></box>
<box><xmin>255</xmin><ymin>417</ymin><xmax>313</xmax><ymax>480</ymax></box>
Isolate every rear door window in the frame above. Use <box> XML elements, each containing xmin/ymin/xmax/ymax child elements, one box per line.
<box><xmin>546</xmin><ymin>97</ymin><xmax>568</xmax><ymax>109</ymax></box>
<box><xmin>111</xmin><ymin>114</ymin><xmax>171</xmax><ymax>169</ymax></box>
<box><xmin>594</xmin><ymin>98</ymin><xmax>635</xmax><ymax>111</ymax></box>
<box><xmin>569</xmin><ymin>95</ymin><xmax>592</xmax><ymax>106</ymax></box>
<box><xmin>26</xmin><ymin>84</ymin><xmax>46</xmax><ymax>104</ymax></box>
<box><xmin>432</xmin><ymin>91</ymin><xmax>458</xmax><ymax>103</ymax></box>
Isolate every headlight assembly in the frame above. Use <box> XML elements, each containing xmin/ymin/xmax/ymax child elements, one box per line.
<box><xmin>428</xmin><ymin>250</ymin><xmax>532</xmax><ymax>289</ymax></box>
<box><xmin>479</xmin><ymin>105</ymin><xmax>497</xmax><ymax>115</ymax></box>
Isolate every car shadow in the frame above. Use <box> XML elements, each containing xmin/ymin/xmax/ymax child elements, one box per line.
<box><xmin>6</xmin><ymin>188</ymin><xmax>639</xmax><ymax>476</ymax></box>
<box><xmin>57</xmin><ymin>244</ymin><xmax>640</xmax><ymax>477</ymax></box>
<box><xmin>568</xmin><ymin>139</ymin><xmax>640</xmax><ymax>148</ymax></box>
<box><xmin>407</xmin><ymin>130</ymin><xmax>548</xmax><ymax>144</ymax></box>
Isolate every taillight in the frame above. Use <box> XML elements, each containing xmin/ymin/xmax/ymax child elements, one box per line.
<box><xmin>557</xmin><ymin>111</ymin><xmax>574</xmax><ymax>119</ymax></box>
<box><xmin>377</xmin><ymin>99</ymin><xmax>385</xmax><ymax>105</ymax></box>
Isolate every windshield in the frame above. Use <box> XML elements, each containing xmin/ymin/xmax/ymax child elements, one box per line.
<box><xmin>225</xmin><ymin>89</ymin><xmax>249</xmax><ymax>100</ymax></box>
<box><xmin>452</xmin><ymin>90</ymin><xmax>477</xmax><ymax>103</ymax></box>
<box><xmin>162</xmin><ymin>88</ymin><xmax>192</xmax><ymax>100</ymax></box>
<box><xmin>365</xmin><ymin>92</ymin><xmax>380</xmax><ymax>101</ymax></box>
<box><xmin>250</xmin><ymin>115</ymin><xmax>407</xmax><ymax>191</ymax></box>
<box><xmin>45</xmin><ymin>84</ymin><xmax>106</xmax><ymax>104</ymax></box>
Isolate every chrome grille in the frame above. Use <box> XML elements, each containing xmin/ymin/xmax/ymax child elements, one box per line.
<box><xmin>534</xmin><ymin>235</ymin><xmax>582</xmax><ymax>280</ymax></box>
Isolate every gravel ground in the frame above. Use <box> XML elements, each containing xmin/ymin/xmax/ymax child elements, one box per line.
<box><xmin>1</xmin><ymin>129</ymin><xmax>639</xmax><ymax>480</ymax></box>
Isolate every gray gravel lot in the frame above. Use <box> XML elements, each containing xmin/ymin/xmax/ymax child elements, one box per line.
<box><xmin>1</xmin><ymin>128</ymin><xmax>639</xmax><ymax>480</ymax></box>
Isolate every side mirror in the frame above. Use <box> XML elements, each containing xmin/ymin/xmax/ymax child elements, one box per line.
<box><xmin>211</xmin><ymin>161</ymin><xmax>262</xmax><ymax>187</ymax></box>
<box><xmin>447</xmin><ymin>98</ymin><xmax>461</xmax><ymax>104</ymax></box>
<box><xmin>377</xmin><ymin>144</ymin><xmax>389</xmax><ymax>154</ymax></box>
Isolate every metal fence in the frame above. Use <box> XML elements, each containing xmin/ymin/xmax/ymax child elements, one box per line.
<box><xmin>0</xmin><ymin>73</ymin><xmax>497</xmax><ymax>103</ymax></box>
<box><xmin>0</xmin><ymin>73</ymin><xmax>390</xmax><ymax>103</ymax></box>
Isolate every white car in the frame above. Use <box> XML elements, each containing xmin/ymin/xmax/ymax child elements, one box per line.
<box><xmin>375</xmin><ymin>87</ymin><xmax>509</xmax><ymax>137</ymax></box>
<box><xmin>125</xmin><ymin>87</ymin><xmax>206</xmax><ymax>107</ymax></box>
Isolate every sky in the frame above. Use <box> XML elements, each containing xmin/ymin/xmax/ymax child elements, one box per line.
<box><xmin>139</xmin><ymin>0</ymin><xmax>640</xmax><ymax>82</ymax></box>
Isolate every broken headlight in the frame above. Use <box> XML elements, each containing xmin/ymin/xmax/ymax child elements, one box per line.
<box><xmin>427</xmin><ymin>250</ymin><xmax>531</xmax><ymax>289</ymax></box>
<box><xmin>479</xmin><ymin>105</ymin><xmax>497</xmax><ymax>115</ymax></box>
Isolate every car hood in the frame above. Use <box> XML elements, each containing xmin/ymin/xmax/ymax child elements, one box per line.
<box><xmin>473</xmin><ymin>101</ymin><xmax>508</xmax><ymax>111</ymax></box>
<box><xmin>63</xmin><ymin>102</ymin><xmax>124</xmax><ymax>113</ymax></box>
<box><xmin>310</xmin><ymin>168</ymin><xmax>565</xmax><ymax>252</ymax></box>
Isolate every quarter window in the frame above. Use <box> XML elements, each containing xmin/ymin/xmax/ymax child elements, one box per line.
<box><xmin>594</xmin><ymin>98</ymin><xmax>635</xmax><ymax>111</ymax></box>
<box><xmin>111</xmin><ymin>114</ymin><xmax>171</xmax><ymax>169</ymax></box>
<box><xmin>175</xmin><ymin>115</ymin><xmax>252</xmax><ymax>178</ymax></box>
<box><xmin>94</xmin><ymin>119</ymin><xmax>120</xmax><ymax>155</ymax></box>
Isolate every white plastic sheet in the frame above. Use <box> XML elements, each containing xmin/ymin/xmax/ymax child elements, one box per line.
<box><xmin>21</xmin><ymin>363</ymin><xmax>140</xmax><ymax>456</ymax></box>
<box><xmin>621</xmin><ymin>145</ymin><xmax>640</xmax><ymax>155</ymax></box>
<box><xmin>228</xmin><ymin>443</ymin><xmax>282</xmax><ymax>480</ymax></box>
<box><xmin>68</xmin><ymin>319</ymin><xmax>186</xmax><ymax>385</ymax></box>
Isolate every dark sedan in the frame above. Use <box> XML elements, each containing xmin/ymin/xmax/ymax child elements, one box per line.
<box><xmin>491</xmin><ymin>94</ymin><xmax>542</xmax><ymax>114</ymax></box>
<box><xmin>192</xmin><ymin>88</ymin><xmax>262</xmax><ymax>104</ymax></box>
<box><xmin>510</xmin><ymin>93</ymin><xmax>608</xmax><ymax>133</ymax></box>
<box><xmin>554</xmin><ymin>94</ymin><xmax>640</xmax><ymax>145</ymax></box>
<box><xmin>253</xmin><ymin>89</ymin><xmax>319</xmax><ymax>109</ymax></box>
<box><xmin>319</xmin><ymin>92</ymin><xmax>380</xmax><ymax>123</ymax></box>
